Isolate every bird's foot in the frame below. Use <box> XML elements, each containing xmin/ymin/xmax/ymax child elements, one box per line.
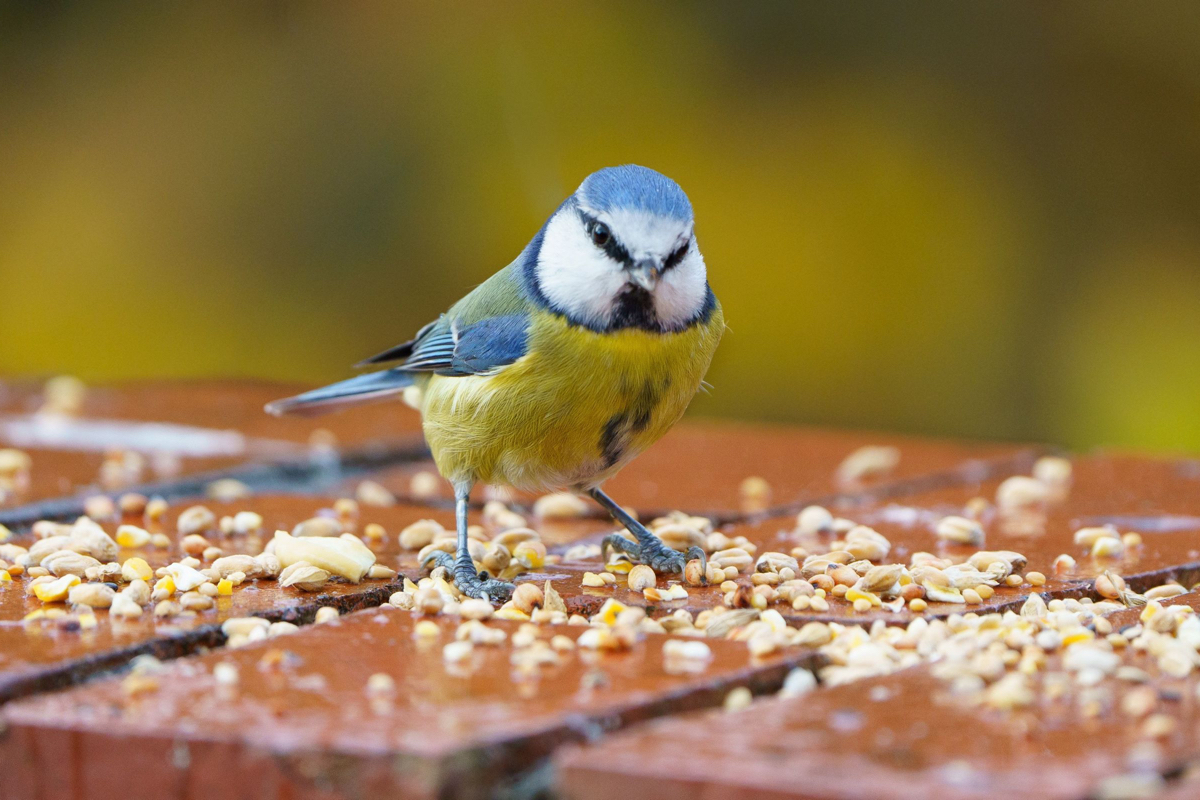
<box><xmin>421</xmin><ymin>550</ymin><xmax>515</xmax><ymax>604</ymax></box>
<box><xmin>602</xmin><ymin>532</ymin><xmax>707</xmax><ymax>582</ymax></box>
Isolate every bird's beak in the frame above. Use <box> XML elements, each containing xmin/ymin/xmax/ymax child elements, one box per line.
<box><xmin>628</xmin><ymin>258</ymin><xmax>662</xmax><ymax>292</ymax></box>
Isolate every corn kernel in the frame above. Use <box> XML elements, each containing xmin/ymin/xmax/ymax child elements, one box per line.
<box><xmin>34</xmin><ymin>574</ymin><xmax>80</xmax><ymax>603</ymax></box>
<box><xmin>217</xmin><ymin>578</ymin><xmax>233</xmax><ymax>596</ymax></box>
<box><xmin>121</xmin><ymin>557</ymin><xmax>153</xmax><ymax>583</ymax></box>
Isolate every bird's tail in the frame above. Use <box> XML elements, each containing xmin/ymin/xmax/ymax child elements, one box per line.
<box><xmin>265</xmin><ymin>370</ymin><xmax>416</xmax><ymax>417</ymax></box>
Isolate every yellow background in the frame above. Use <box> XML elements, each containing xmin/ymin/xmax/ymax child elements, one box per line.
<box><xmin>1</xmin><ymin>3</ymin><xmax>1198</xmax><ymax>452</ymax></box>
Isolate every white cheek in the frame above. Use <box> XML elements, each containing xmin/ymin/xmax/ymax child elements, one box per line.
<box><xmin>655</xmin><ymin>247</ymin><xmax>708</xmax><ymax>328</ymax></box>
<box><xmin>536</xmin><ymin>211</ymin><xmax>626</xmax><ymax>328</ymax></box>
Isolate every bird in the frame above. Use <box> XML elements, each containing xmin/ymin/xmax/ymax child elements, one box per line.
<box><xmin>267</xmin><ymin>165</ymin><xmax>724</xmax><ymax>603</ymax></box>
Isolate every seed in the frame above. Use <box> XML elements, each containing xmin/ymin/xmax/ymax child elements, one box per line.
<box><xmin>975</xmin><ymin>584</ymin><xmax>995</xmax><ymax>600</ymax></box>
<box><xmin>147</xmin><ymin>533</ymin><xmax>170</xmax><ymax>549</ymax></box>
<box><xmin>292</xmin><ymin>517</ymin><xmax>342</xmax><ymax>538</ymax></box>
<box><xmin>739</xmin><ymin>476</ymin><xmax>771</xmax><ymax>508</ymax></box>
<box><xmin>1074</xmin><ymin>526</ymin><xmax>1118</xmax><ymax>547</ymax></box>
<box><xmin>1053</xmin><ymin>554</ymin><xmax>1076</xmax><ymax>574</ymax></box>
<box><xmin>723</xmin><ymin>686</ymin><xmax>753</xmax><ymax>712</ymax></box>
<box><xmin>44</xmin><ymin>551</ymin><xmax>102</xmax><ymax>578</ymax></box>
<box><xmin>368</xmin><ymin>565</ymin><xmax>398</xmax><ymax>580</ymax></box>
<box><xmin>1122</xmin><ymin>532</ymin><xmax>1143</xmax><ymax>548</ymax></box>
<box><xmin>796</xmin><ymin>505</ymin><xmax>834</xmax><ymax>535</ymax></box>
<box><xmin>513</xmin><ymin>540</ymin><xmax>546</xmax><ymax>569</ymax></box>
<box><xmin>909</xmin><ymin>598</ymin><xmax>927</xmax><ymax>612</ymax></box>
<box><xmin>1146</xmin><ymin>584</ymin><xmax>1185</xmax><ymax>601</ymax></box>
<box><xmin>153</xmin><ymin>600</ymin><xmax>181</xmax><ymax>617</ymax></box>
<box><xmin>582</xmin><ymin>572</ymin><xmax>607</xmax><ymax>588</ymax></box>
<box><xmin>33</xmin><ymin>574</ymin><xmax>80</xmax><ymax>603</ymax></box>
<box><xmin>389</xmin><ymin>591</ymin><xmax>415</xmax><ymax>610</ymax></box>
<box><xmin>1026</xmin><ymin>571</ymin><xmax>1046</xmax><ymax>586</ymax></box>
<box><xmin>1092</xmin><ymin>537</ymin><xmax>1125</xmax><ymax>558</ymax></box>
<box><xmin>180</xmin><ymin>591</ymin><xmax>214</xmax><ymax>611</ymax></box>
<box><xmin>67</xmin><ymin>582</ymin><xmax>115</xmax><ymax>608</ymax></box>
<box><xmin>166</xmin><ymin>562</ymin><xmax>209</xmax><ymax>592</ymax></box>
<box><xmin>810</xmin><ymin>596</ymin><xmax>830</xmax><ymax>612</ymax></box>
<box><xmin>836</xmin><ymin>445</ymin><xmax>900</xmax><ymax>483</ymax></box>
<box><xmin>459</xmin><ymin>598</ymin><xmax>494</xmax><ymax>620</ymax></box>
<box><xmin>995</xmin><ymin>476</ymin><xmax>1048</xmax><ymax>510</ymax></box>
<box><xmin>110</xmin><ymin>593</ymin><xmax>143</xmax><ymax>618</ymax></box>
<box><xmin>315</xmin><ymin>607</ymin><xmax>340</xmax><ymax>623</ymax></box>
<box><xmin>830</xmin><ymin>566</ymin><xmax>858</xmax><ymax>587</ymax></box>
<box><xmin>140</xmin><ymin>497</ymin><xmax>167</xmax><ymax>523</ymax></box>
<box><xmin>403</xmin><ymin>471</ymin><xmax>439</xmax><ymax>501</ymax></box>
<box><xmin>936</xmin><ymin>516</ymin><xmax>985</xmax><ymax>547</ymax></box>
<box><xmin>124</xmin><ymin>579</ymin><xmax>151</xmax><ymax>605</ymax></box>
<box><xmin>512</xmin><ymin>583</ymin><xmax>544</xmax><ymax>614</ymax></box>
<box><xmin>177</xmin><ymin>505</ymin><xmax>216</xmax><ymax>535</ymax></box>
<box><xmin>279</xmin><ymin>562</ymin><xmax>331</xmax><ymax>592</ymax></box>
<box><xmin>207</xmin><ymin>479</ymin><xmax>251</xmax><ymax>502</ymax></box>
<box><xmin>852</xmin><ymin>598</ymin><xmax>872</xmax><ymax>613</ymax></box>
<box><xmin>843</xmin><ymin>526</ymin><xmax>892</xmax><ymax>561</ymax></box>
<box><xmin>115</xmin><ymin>525</ymin><xmax>152</xmax><ymax>548</ymax></box>
<box><xmin>627</xmin><ymin>565</ymin><xmax>657</xmax><ymax>592</ymax></box>
<box><xmin>84</xmin><ymin>495</ymin><xmax>116</xmax><ymax>520</ymax></box>
<box><xmin>1142</xmin><ymin>714</ymin><xmax>1176</xmax><ymax>738</ymax></box>
<box><xmin>1095</xmin><ymin>571</ymin><xmax>1126</xmax><ymax>600</ymax></box>
<box><xmin>963</xmin><ymin>589</ymin><xmax>983</xmax><ymax>605</ymax></box>
<box><xmin>1033</xmin><ymin>456</ymin><xmax>1072</xmax><ymax>485</ymax></box>
<box><xmin>443</xmin><ymin>641</ymin><xmax>474</xmax><ymax>663</ymax></box>
<box><xmin>711</xmin><ymin>548</ymin><xmax>753</xmax><ymax>573</ymax></box>
<box><xmin>211</xmin><ymin>555</ymin><xmax>259</xmax><ymax>579</ymax></box>
<box><xmin>213</xmin><ymin>663</ymin><xmax>239</xmax><ymax>687</ymax></box>
<box><xmin>273</xmin><ymin>530</ymin><xmax>376</xmax><ymax>582</ymax></box>
<box><xmin>860</xmin><ymin>564</ymin><xmax>904</xmax><ymax>595</ymax></box>
<box><xmin>533</xmin><ymin>492</ymin><xmax>589</xmax><ymax>519</ymax></box>
<box><xmin>254</xmin><ymin>552</ymin><xmax>282</xmax><ymax>579</ymax></box>
<box><xmin>367</xmin><ymin>673</ymin><xmax>396</xmax><ymax>694</ymax></box>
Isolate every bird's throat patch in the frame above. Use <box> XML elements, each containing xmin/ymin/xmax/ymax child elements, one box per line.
<box><xmin>609</xmin><ymin>285</ymin><xmax>659</xmax><ymax>331</ymax></box>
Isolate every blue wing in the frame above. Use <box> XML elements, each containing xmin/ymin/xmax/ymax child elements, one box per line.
<box><xmin>402</xmin><ymin>314</ymin><xmax>530</xmax><ymax>376</ymax></box>
<box><xmin>266</xmin><ymin>313</ymin><xmax>529</xmax><ymax>416</ymax></box>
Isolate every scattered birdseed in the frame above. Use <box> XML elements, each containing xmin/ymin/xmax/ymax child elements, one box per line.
<box><xmin>836</xmin><ymin>445</ymin><xmax>900</xmax><ymax>483</ymax></box>
<box><xmin>723</xmin><ymin>686</ymin><xmax>753</xmax><ymax>712</ymax></box>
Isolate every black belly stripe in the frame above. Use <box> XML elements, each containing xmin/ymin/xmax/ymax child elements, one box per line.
<box><xmin>598</xmin><ymin>376</ymin><xmax>672</xmax><ymax>469</ymax></box>
<box><xmin>600</xmin><ymin>413</ymin><xmax>628</xmax><ymax>468</ymax></box>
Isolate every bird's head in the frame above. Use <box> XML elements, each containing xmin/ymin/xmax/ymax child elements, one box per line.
<box><xmin>532</xmin><ymin>165</ymin><xmax>709</xmax><ymax>332</ymax></box>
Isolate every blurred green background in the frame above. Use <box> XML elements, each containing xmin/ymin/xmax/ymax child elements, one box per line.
<box><xmin>1</xmin><ymin>2</ymin><xmax>1198</xmax><ymax>452</ymax></box>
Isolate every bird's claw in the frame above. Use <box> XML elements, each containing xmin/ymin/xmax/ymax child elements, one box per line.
<box><xmin>421</xmin><ymin>549</ymin><xmax>515</xmax><ymax>604</ymax></box>
<box><xmin>601</xmin><ymin>533</ymin><xmax>707</xmax><ymax>584</ymax></box>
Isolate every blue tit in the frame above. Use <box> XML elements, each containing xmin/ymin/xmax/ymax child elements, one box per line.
<box><xmin>267</xmin><ymin>165</ymin><xmax>724</xmax><ymax>602</ymax></box>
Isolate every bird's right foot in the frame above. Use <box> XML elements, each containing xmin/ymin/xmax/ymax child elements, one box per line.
<box><xmin>421</xmin><ymin>550</ymin><xmax>516</xmax><ymax>605</ymax></box>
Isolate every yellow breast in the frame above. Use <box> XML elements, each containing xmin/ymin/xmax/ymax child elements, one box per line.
<box><xmin>418</xmin><ymin>307</ymin><xmax>723</xmax><ymax>491</ymax></box>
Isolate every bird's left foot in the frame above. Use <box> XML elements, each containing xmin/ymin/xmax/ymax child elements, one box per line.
<box><xmin>602</xmin><ymin>529</ymin><xmax>707</xmax><ymax>581</ymax></box>
<box><xmin>421</xmin><ymin>550</ymin><xmax>516</xmax><ymax>604</ymax></box>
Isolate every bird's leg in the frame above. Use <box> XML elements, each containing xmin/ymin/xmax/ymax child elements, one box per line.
<box><xmin>590</xmin><ymin>487</ymin><xmax>706</xmax><ymax>579</ymax></box>
<box><xmin>423</xmin><ymin>484</ymin><xmax>515</xmax><ymax>604</ymax></box>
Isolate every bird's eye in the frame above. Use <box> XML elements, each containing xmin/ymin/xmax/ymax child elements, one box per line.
<box><xmin>590</xmin><ymin>222</ymin><xmax>611</xmax><ymax>247</ymax></box>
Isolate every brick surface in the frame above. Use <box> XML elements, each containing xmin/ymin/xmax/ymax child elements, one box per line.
<box><xmin>361</xmin><ymin>421</ymin><xmax>1038</xmax><ymax>519</ymax></box>
<box><xmin>557</xmin><ymin>648</ymin><xmax>1200</xmax><ymax>800</ymax></box>
<box><xmin>0</xmin><ymin>494</ymin><xmax>608</xmax><ymax>702</ymax></box>
<box><xmin>0</xmin><ymin>608</ymin><xmax>816</xmax><ymax>800</ymax></box>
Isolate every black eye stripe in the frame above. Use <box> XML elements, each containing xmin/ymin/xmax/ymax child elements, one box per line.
<box><xmin>579</xmin><ymin>210</ymin><xmax>634</xmax><ymax>267</ymax></box>
<box><xmin>662</xmin><ymin>241</ymin><xmax>690</xmax><ymax>272</ymax></box>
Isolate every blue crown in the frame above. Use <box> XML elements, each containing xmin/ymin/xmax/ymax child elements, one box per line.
<box><xmin>578</xmin><ymin>165</ymin><xmax>693</xmax><ymax>222</ymax></box>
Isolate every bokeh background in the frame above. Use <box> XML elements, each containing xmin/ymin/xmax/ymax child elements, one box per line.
<box><xmin>1</xmin><ymin>2</ymin><xmax>1198</xmax><ymax>452</ymax></box>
